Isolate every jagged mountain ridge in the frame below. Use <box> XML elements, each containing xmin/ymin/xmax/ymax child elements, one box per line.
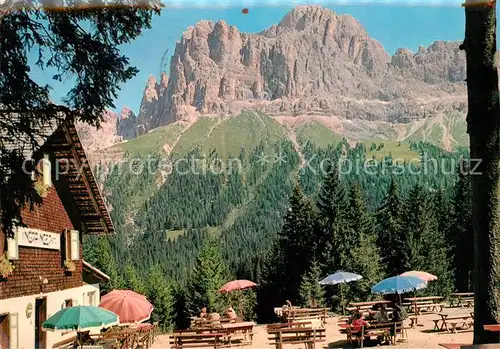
<box><xmin>79</xmin><ymin>5</ymin><xmax>468</xmax><ymax>153</ymax></box>
<box><xmin>149</xmin><ymin>5</ymin><xmax>466</xmax><ymax>127</ymax></box>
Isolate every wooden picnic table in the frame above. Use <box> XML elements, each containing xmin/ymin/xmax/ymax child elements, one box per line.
<box><xmin>348</xmin><ymin>300</ymin><xmax>391</xmax><ymax>310</ymax></box>
<box><xmin>221</xmin><ymin>321</ymin><xmax>255</xmax><ymax>346</ymax></box>
<box><xmin>404</xmin><ymin>296</ymin><xmax>443</xmax><ymax>303</ymax></box>
<box><xmin>483</xmin><ymin>324</ymin><xmax>500</xmax><ymax>343</ymax></box>
<box><xmin>432</xmin><ymin>313</ymin><xmax>474</xmax><ymax>333</ymax></box>
<box><xmin>404</xmin><ymin>297</ymin><xmax>445</xmax><ymax>328</ymax></box>
<box><xmin>450</xmin><ymin>293</ymin><xmax>475</xmax><ymax>307</ymax></box>
<box><xmin>484</xmin><ymin>324</ymin><xmax>500</xmax><ymax>332</ymax></box>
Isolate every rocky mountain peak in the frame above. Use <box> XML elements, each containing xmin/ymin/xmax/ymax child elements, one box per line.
<box><xmin>120</xmin><ymin>106</ymin><xmax>134</xmax><ymax>119</ymax></box>
<box><xmin>80</xmin><ymin>5</ymin><xmax>468</xmax><ymax>149</ymax></box>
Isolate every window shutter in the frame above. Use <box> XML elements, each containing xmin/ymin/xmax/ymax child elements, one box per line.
<box><xmin>42</xmin><ymin>154</ymin><xmax>52</xmax><ymax>187</ymax></box>
<box><xmin>63</xmin><ymin>229</ymin><xmax>71</xmax><ymax>261</ymax></box>
<box><xmin>6</xmin><ymin>233</ymin><xmax>18</xmax><ymax>260</ymax></box>
<box><xmin>70</xmin><ymin>230</ymin><xmax>79</xmax><ymax>261</ymax></box>
<box><xmin>9</xmin><ymin>313</ymin><xmax>18</xmax><ymax>349</ymax></box>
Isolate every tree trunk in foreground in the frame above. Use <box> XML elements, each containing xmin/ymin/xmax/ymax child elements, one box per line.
<box><xmin>463</xmin><ymin>1</ymin><xmax>500</xmax><ymax>344</ymax></box>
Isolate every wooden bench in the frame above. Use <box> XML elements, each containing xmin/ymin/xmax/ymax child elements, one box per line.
<box><xmin>283</xmin><ymin>308</ymin><xmax>327</xmax><ymax>324</ymax></box>
<box><xmin>346</xmin><ymin>322</ymin><xmax>404</xmax><ymax>348</ymax></box>
<box><xmin>52</xmin><ymin>336</ymin><xmax>77</xmax><ymax>349</ymax></box>
<box><xmin>415</xmin><ymin>302</ymin><xmax>445</xmax><ymax>314</ymax></box>
<box><xmin>436</xmin><ymin>315</ymin><xmax>473</xmax><ymax>333</ymax></box>
<box><xmin>461</xmin><ymin>297</ymin><xmax>474</xmax><ymax>308</ymax></box>
<box><xmin>170</xmin><ymin>332</ymin><xmax>227</xmax><ymax>349</ymax></box>
<box><xmin>267</xmin><ymin>326</ymin><xmax>326</xmax><ymax>349</ymax></box>
<box><xmin>346</xmin><ymin>305</ymin><xmax>373</xmax><ymax>312</ymax></box>
<box><xmin>222</xmin><ymin>322</ymin><xmax>255</xmax><ymax>346</ymax></box>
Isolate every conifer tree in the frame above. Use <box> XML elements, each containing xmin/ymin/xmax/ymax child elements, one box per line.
<box><xmin>257</xmin><ymin>241</ymin><xmax>285</xmax><ymax>323</ymax></box>
<box><xmin>376</xmin><ymin>179</ymin><xmax>408</xmax><ymax>275</ymax></box>
<box><xmin>316</xmin><ymin>160</ymin><xmax>348</xmax><ymax>271</ymax></box>
<box><xmin>404</xmin><ymin>185</ymin><xmax>453</xmax><ymax>295</ymax></box>
<box><xmin>434</xmin><ymin>188</ymin><xmax>453</xmax><ymax>241</ymax></box>
<box><xmin>93</xmin><ymin>237</ymin><xmax>124</xmax><ymax>293</ymax></box>
<box><xmin>451</xmin><ymin>161</ymin><xmax>474</xmax><ymax>291</ymax></box>
<box><xmin>346</xmin><ymin>182</ymin><xmax>383</xmax><ymax>300</ymax></box>
<box><xmin>124</xmin><ymin>262</ymin><xmax>147</xmax><ymax>296</ymax></box>
<box><xmin>298</xmin><ymin>260</ymin><xmax>326</xmax><ymax>308</ymax></box>
<box><xmin>148</xmin><ymin>265</ymin><xmax>175</xmax><ymax>331</ymax></box>
<box><xmin>186</xmin><ymin>237</ymin><xmax>230</xmax><ymax>315</ymax></box>
<box><xmin>172</xmin><ymin>286</ymin><xmax>191</xmax><ymax>330</ymax></box>
<box><xmin>462</xmin><ymin>1</ymin><xmax>500</xmax><ymax>340</ymax></box>
<box><xmin>277</xmin><ymin>182</ymin><xmax>319</xmax><ymax>303</ymax></box>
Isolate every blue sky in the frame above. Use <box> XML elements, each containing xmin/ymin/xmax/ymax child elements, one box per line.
<box><xmin>29</xmin><ymin>2</ymin><xmax>470</xmax><ymax>114</ymax></box>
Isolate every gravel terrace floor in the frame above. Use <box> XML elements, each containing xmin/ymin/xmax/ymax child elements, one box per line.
<box><xmin>152</xmin><ymin>307</ymin><xmax>478</xmax><ymax>349</ymax></box>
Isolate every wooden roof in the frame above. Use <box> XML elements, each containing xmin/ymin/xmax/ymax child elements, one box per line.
<box><xmin>82</xmin><ymin>260</ymin><xmax>110</xmax><ymax>282</ymax></box>
<box><xmin>42</xmin><ymin>120</ymin><xmax>115</xmax><ymax>235</ymax></box>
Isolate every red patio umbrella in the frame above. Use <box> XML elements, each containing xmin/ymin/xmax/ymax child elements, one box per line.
<box><xmin>99</xmin><ymin>290</ymin><xmax>153</xmax><ymax>325</ymax></box>
<box><xmin>219</xmin><ymin>280</ymin><xmax>257</xmax><ymax>320</ymax></box>
<box><xmin>400</xmin><ymin>271</ymin><xmax>438</xmax><ymax>282</ymax></box>
<box><xmin>219</xmin><ymin>280</ymin><xmax>257</xmax><ymax>293</ymax></box>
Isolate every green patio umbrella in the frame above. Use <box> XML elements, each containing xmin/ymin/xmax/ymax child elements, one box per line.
<box><xmin>43</xmin><ymin>305</ymin><xmax>119</xmax><ymax>332</ymax></box>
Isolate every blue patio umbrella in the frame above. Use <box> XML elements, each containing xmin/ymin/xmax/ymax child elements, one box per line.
<box><xmin>319</xmin><ymin>271</ymin><xmax>363</xmax><ymax>315</ymax></box>
<box><xmin>371</xmin><ymin>275</ymin><xmax>427</xmax><ymax>295</ymax></box>
<box><xmin>372</xmin><ymin>275</ymin><xmax>427</xmax><ymax>326</ymax></box>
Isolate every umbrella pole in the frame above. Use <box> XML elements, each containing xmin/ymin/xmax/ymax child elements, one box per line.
<box><xmin>239</xmin><ymin>292</ymin><xmax>243</xmax><ymax>320</ymax></box>
<box><xmin>340</xmin><ymin>284</ymin><xmax>345</xmax><ymax>316</ymax></box>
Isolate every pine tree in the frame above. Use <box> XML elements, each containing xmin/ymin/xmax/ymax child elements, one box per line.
<box><xmin>316</xmin><ymin>161</ymin><xmax>348</xmax><ymax>271</ymax></box>
<box><xmin>186</xmin><ymin>237</ymin><xmax>230</xmax><ymax>315</ymax></box>
<box><xmin>404</xmin><ymin>185</ymin><xmax>453</xmax><ymax>296</ymax></box>
<box><xmin>451</xmin><ymin>161</ymin><xmax>474</xmax><ymax>292</ymax></box>
<box><xmin>0</xmin><ymin>4</ymin><xmax>160</xmax><ymax>238</ymax></box>
<box><xmin>463</xmin><ymin>1</ymin><xmax>500</xmax><ymax>341</ymax></box>
<box><xmin>277</xmin><ymin>182</ymin><xmax>319</xmax><ymax>303</ymax></box>
<box><xmin>93</xmin><ymin>237</ymin><xmax>124</xmax><ymax>293</ymax></box>
<box><xmin>257</xmin><ymin>241</ymin><xmax>285</xmax><ymax>323</ymax></box>
<box><xmin>346</xmin><ymin>182</ymin><xmax>374</xmax><ymax>247</ymax></box>
<box><xmin>346</xmin><ymin>182</ymin><xmax>383</xmax><ymax>300</ymax></box>
<box><xmin>298</xmin><ymin>260</ymin><xmax>325</xmax><ymax>308</ymax></box>
<box><xmin>124</xmin><ymin>262</ymin><xmax>147</xmax><ymax>295</ymax></box>
<box><xmin>147</xmin><ymin>265</ymin><xmax>174</xmax><ymax>331</ymax></box>
<box><xmin>434</xmin><ymin>187</ymin><xmax>453</xmax><ymax>240</ymax></box>
<box><xmin>172</xmin><ymin>286</ymin><xmax>191</xmax><ymax>330</ymax></box>
<box><xmin>376</xmin><ymin>179</ymin><xmax>408</xmax><ymax>275</ymax></box>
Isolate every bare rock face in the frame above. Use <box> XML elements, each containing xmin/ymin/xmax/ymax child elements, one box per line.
<box><xmin>79</xmin><ymin>5</ymin><xmax>468</xmax><ymax>149</ymax></box>
<box><xmin>77</xmin><ymin>110</ymin><xmax>122</xmax><ymax>154</ymax></box>
<box><xmin>78</xmin><ymin>107</ymin><xmax>140</xmax><ymax>155</ymax></box>
<box><xmin>117</xmin><ymin>106</ymin><xmax>138</xmax><ymax>140</ymax></box>
<box><xmin>143</xmin><ymin>5</ymin><xmax>466</xmax><ymax>129</ymax></box>
<box><xmin>137</xmin><ymin>73</ymin><xmax>169</xmax><ymax>133</ymax></box>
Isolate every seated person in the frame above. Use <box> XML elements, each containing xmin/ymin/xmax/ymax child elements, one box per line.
<box><xmin>208</xmin><ymin>312</ymin><xmax>221</xmax><ymax>325</ymax></box>
<box><xmin>347</xmin><ymin>310</ymin><xmax>360</xmax><ymax>324</ymax></box>
<box><xmin>351</xmin><ymin>312</ymin><xmax>370</xmax><ymax>333</ymax></box>
<box><xmin>392</xmin><ymin>304</ymin><xmax>408</xmax><ymax>322</ymax></box>
<box><xmin>226</xmin><ymin>305</ymin><xmax>238</xmax><ymax>321</ymax></box>
<box><xmin>77</xmin><ymin>330</ymin><xmax>94</xmax><ymax>346</ymax></box>
<box><xmin>374</xmin><ymin>304</ymin><xmax>389</xmax><ymax>323</ymax></box>
<box><xmin>200</xmin><ymin>307</ymin><xmax>208</xmax><ymax>319</ymax></box>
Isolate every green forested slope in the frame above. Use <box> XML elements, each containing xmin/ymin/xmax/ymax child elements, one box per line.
<box><xmin>84</xmin><ymin>111</ymin><xmax>472</xmax><ymax>329</ymax></box>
